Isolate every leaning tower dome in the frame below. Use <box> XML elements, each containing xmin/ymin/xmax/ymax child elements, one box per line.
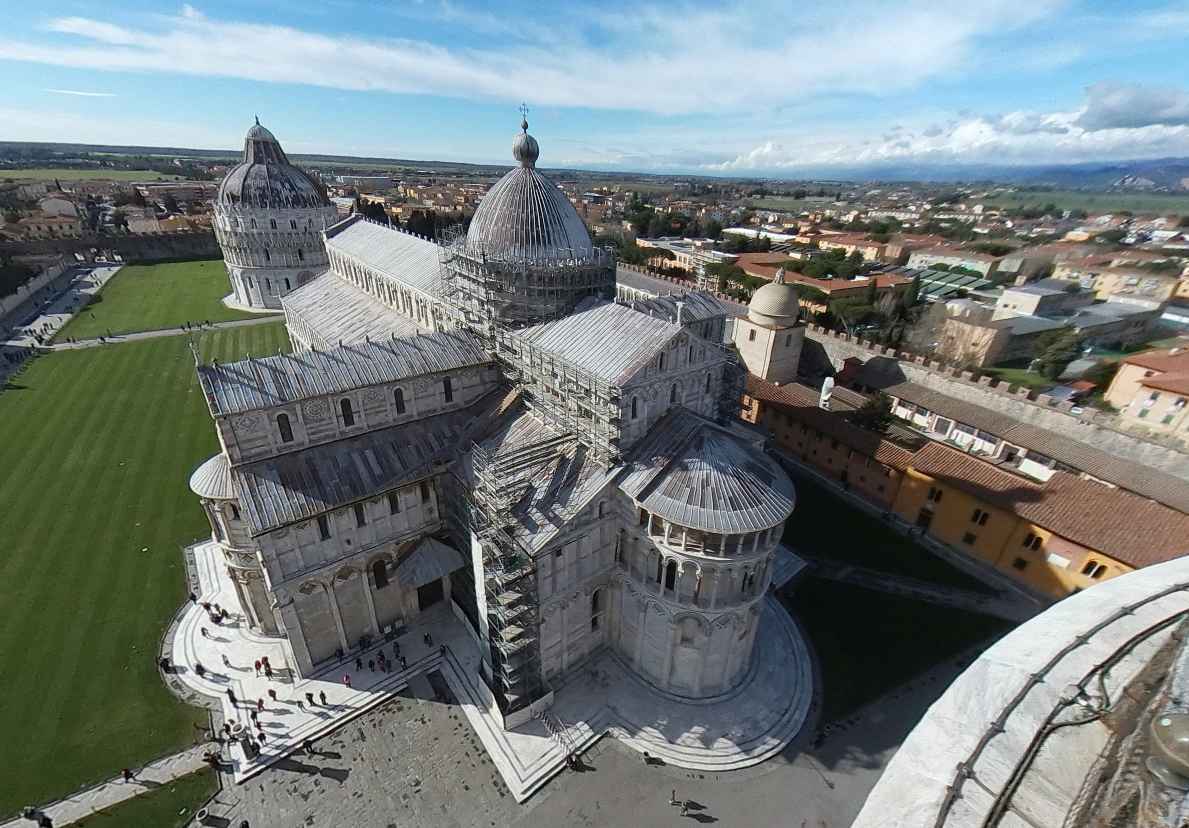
<box><xmin>212</xmin><ymin>119</ymin><xmax>341</xmax><ymax>310</ymax></box>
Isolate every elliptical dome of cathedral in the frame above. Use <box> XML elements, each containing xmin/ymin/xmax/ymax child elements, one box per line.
<box><xmin>464</xmin><ymin>120</ymin><xmax>594</xmax><ymax>263</ymax></box>
<box><xmin>216</xmin><ymin>120</ymin><xmax>331</xmax><ymax>211</ymax></box>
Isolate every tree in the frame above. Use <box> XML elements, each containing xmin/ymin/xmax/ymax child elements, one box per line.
<box><xmin>1034</xmin><ymin>327</ymin><xmax>1084</xmax><ymax>379</ymax></box>
<box><xmin>1082</xmin><ymin>359</ymin><xmax>1119</xmax><ymax>391</ymax></box>
<box><xmin>862</xmin><ymin>277</ymin><xmax>878</xmax><ymax>306</ymax></box>
<box><xmin>849</xmin><ymin>392</ymin><xmax>893</xmax><ymax>435</ymax></box>
<box><xmin>828</xmin><ymin>296</ymin><xmax>875</xmax><ymax>330</ymax></box>
<box><xmin>902</xmin><ymin>272</ymin><xmax>921</xmax><ymax>307</ymax></box>
<box><xmin>703</xmin><ymin>262</ymin><xmax>746</xmax><ymax>291</ymax></box>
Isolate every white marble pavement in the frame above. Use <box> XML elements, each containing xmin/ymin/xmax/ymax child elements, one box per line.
<box><xmin>169</xmin><ymin>541</ymin><xmax>815</xmax><ymax>802</ymax></box>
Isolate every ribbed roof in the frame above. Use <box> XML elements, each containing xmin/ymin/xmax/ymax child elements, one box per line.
<box><xmin>515</xmin><ymin>299</ymin><xmax>691</xmax><ymax>386</ymax></box>
<box><xmin>281</xmin><ymin>272</ymin><xmax>421</xmax><ymax>349</ymax></box>
<box><xmin>216</xmin><ymin>120</ymin><xmax>330</xmax><ymax>210</ymax></box>
<box><xmin>189</xmin><ymin>453</ymin><xmax>236</xmax><ymax>500</ymax></box>
<box><xmin>325</xmin><ymin>216</ymin><xmax>445</xmax><ymax>296</ymax></box>
<box><xmin>464</xmin><ymin>125</ymin><xmax>594</xmax><ymax>263</ymax></box>
<box><xmin>619</xmin><ymin>408</ymin><xmax>796</xmax><ymax>534</ymax></box>
<box><xmin>198</xmin><ymin>330</ymin><xmax>489</xmax><ymax>416</ymax></box>
<box><xmin>748</xmin><ymin>271</ymin><xmax>800</xmax><ymax>323</ymax></box>
<box><xmin>233</xmin><ymin>391</ymin><xmax>503</xmax><ymax>535</ymax></box>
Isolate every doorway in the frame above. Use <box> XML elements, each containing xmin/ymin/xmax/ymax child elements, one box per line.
<box><xmin>417</xmin><ymin>577</ymin><xmax>445</xmax><ymax>609</ymax></box>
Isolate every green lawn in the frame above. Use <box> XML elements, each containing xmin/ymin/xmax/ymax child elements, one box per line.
<box><xmin>72</xmin><ymin>769</ymin><xmax>216</xmax><ymax>828</ymax></box>
<box><xmin>0</xmin><ymin>323</ymin><xmax>289</xmax><ymax>818</ymax></box>
<box><xmin>976</xmin><ymin>189</ymin><xmax>1189</xmax><ymax>217</ymax></box>
<box><xmin>56</xmin><ymin>260</ymin><xmax>271</xmax><ymax>341</ymax></box>
<box><xmin>0</xmin><ymin>169</ymin><xmax>183</xmax><ymax>181</ymax></box>
<box><xmin>784</xmin><ymin>468</ymin><xmax>996</xmax><ymax>593</ymax></box>
<box><xmin>788</xmin><ymin>578</ymin><xmax>1010</xmax><ymax>723</ymax></box>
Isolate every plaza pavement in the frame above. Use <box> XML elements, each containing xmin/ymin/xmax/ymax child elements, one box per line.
<box><xmin>163</xmin><ymin>540</ymin><xmax>814</xmax><ymax>803</ymax></box>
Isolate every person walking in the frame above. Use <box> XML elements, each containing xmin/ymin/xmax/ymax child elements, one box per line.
<box><xmin>303</xmin><ymin>738</ymin><xmax>316</xmax><ymax>756</ymax></box>
<box><xmin>254</xmin><ymin>660</ymin><xmax>262</xmax><ymax>676</ymax></box>
<box><xmin>122</xmin><ymin>768</ymin><xmax>134</xmax><ymax>783</ymax></box>
<box><xmin>305</xmin><ymin>692</ymin><xmax>314</xmax><ymax>706</ymax></box>
<box><xmin>680</xmin><ymin>801</ymin><xmax>689</xmax><ymax>817</ymax></box>
<box><xmin>319</xmin><ymin>691</ymin><xmax>327</xmax><ymax>706</ymax></box>
<box><xmin>268</xmin><ymin>689</ymin><xmax>277</xmax><ymax>701</ymax></box>
<box><xmin>343</xmin><ymin>674</ymin><xmax>352</xmax><ymax>688</ymax></box>
<box><xmin>296</xmin><ymin>699</ymin><xmax>305</xmax><ymax>712</ymax></box>
<box><xmin>263</xmin><ymin>664</ymin><xmax>273</xmax><ymax>680</ymax></box>
<box><xmin>256</xmin><ymin>698</ymin><xmax>264</xmax><ymax>712</ymax></box>
<box><xmin>368</xmin><ymin>659</ymin><xmax>375</xmax><ymax>672</ymax></box>
<box><xmin>226</xmin><ymin>688</ymin><xmax>237</xmax><ymax>706</ymax></box>
<box><xmin>669</xmin><ymin>790</ymin><xmax>676</xmax><ymax>806</ymax></box>
<box><xmin>222</xmin><ymin>655</ymin><xmax>232</xmax><ymax>669</ymax></box>
<box><xmin>355</xmin><ymin>657</ymin><xmax>363</xmax><ymax>671</ymax></box>
<box><xmin>200</xmin><ymin>627</ymin><xmax>210</xmax><ymax>639</ymax></box>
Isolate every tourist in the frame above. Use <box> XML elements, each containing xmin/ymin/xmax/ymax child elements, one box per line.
<box><xmin>303</xmin><ymin>738</ymin><xmax>316</xmax><ymax>756</ymax></box>
<box><xmin>355</xmin><ymin>657</ymin><xmax>363</xmax><ymax>671</ymax></box>
<box><xmin>343</xmin><ymin>674</ymin><xmax>351</xmax><ymax>688</ymax></box>
<box><xmin>226</xmin><ymin>688</ymin><xmax>237</xmax><ymax>706</ymax></box>
<box><xmin>681</xmin><ymin>801</ymin><xmax>689</xmax><ymax>817</ymax></box>
<box><xmin>202</xmin><ymin>602</ymin><xmax>211</xmax><ymax>613</ymax></box>
<box><xmin>254</xmin><ymin>660</ymin><xmax>261</xmax><ymax>676</ymax></box>
<box><xmin>194</xmin><ymin>662</ymin><xmax>206</xmax><ymax>677</ymax></box>
<box><xmin>642</xmin><ymin>751</ymin><xmax>650</xmax><ymax>764</ymax></box>
<box><xmin>439</xmin><ymin>644</ymin><xmax>446</xmax><ymax>657</ymax></box>
<box><xmin>222</xmin><ymin>655</ymin><xmax>232</xmax><ymax>668</ymax></box>
<box><xmin>670</xmin><ymin>790</ymin><xmax>676</xmax><ymax>805</ymax></box>
<box><xmin>305</xmin><ymin>692</ymin><xmax>314</xmax><ymax>706</ymax></box>
<box><xmin>267</xmin><ymin>689</ymin><xmax>277</xmax><ymax>701</ymax></box>
<box><xmin>424</xmin><ymin>633</ymin><xmax>433</xmax><ymax>646</ymax></box>
<box><xmin>122</xmin><ymin>768</ymin><xmax>134</xmax><ymax>783</ymax></box>
<box><xmin>368</xmin><ymin>659</ymin><xmax>375</xmax><ymax>672</ymax></box>
<box><xmin>200</xmin><ymin>627</ymin><xmax>210</xmax><ymax>639</ymax></box>
<box><xmin>188</xmin><ymin>592</ymin><xmax>197</xmax><ymax>604</ymax></box>
<box><xmin>256</xmin><ymin>698</ymin><xmax>264</xmax><ymax>712</ymax></box>
<box><xmin>399</xmin><ymin>656</ymin><xmax>406</xmax><ymax>669</ymax></box>
<box><xmin>319</xmin><ymin>691</ymin><xmax>327</xmax><ymax>706</ymax></box>
<box><xmin>296</xmin><ymin>699</ymin><xmax>305</xmax><ymax>712</ymax></box>
<box><xmin>263</xmin><ymin>664</ymin><xmax>273</xmax><ymax>680</ymax></box>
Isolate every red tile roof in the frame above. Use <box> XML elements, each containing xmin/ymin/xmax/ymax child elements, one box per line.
<box><xmin>906</xmin><ymin>442</ymin><xmax>1189</xmax><ymax>568</ymax></box>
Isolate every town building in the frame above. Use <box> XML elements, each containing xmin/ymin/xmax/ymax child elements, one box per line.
<box><xmin>1105</xmin><ymin>349</ymin><xmax>1189</xmax><ymax>441</ymax></box>
<box><xmin>210</xmin><ymin>120</ymin><xmax>341</xmax><ymax>309</ymax></box>
<box><xmin>907</xmin><ymin>246</ymin><xmax>1003</xmax><ymax>278</ymax></box>
<box><xmin>190</xmin><ymin>119</ymin><xmax>798</xmax><ymax>727</ymax></box>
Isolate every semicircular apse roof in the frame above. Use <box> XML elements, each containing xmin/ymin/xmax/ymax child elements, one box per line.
<box><xmin>189</xmin><ymin>453</ymin><xmax>236</xmax><ymax>500</ymax></box>
<box><xmin>619</xmin><ymin>408</ymin><xmax>796</xmax><ymax>534</ymax></box>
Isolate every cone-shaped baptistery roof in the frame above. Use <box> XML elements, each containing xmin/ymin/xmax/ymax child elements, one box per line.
<box><xmin>216</xmin><ymin>119</ymin><xmax>331</xmax><ymax>211</ymax></box>
<box><xmin>464</xmin><ymin>120</ymin><xmax>594</xmax><ymax>263</ymax></box>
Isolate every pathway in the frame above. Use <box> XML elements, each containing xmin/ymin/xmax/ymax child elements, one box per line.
<box><xmin>49</xmin><ymin>314</ymin><xmax>281</xmax><ymax>350</ymax></box>
<box><xmin>802</xmin><ymin>555</ymin><xmax>1038</xmax><ymax>622</ymax></box>
<box><xmin>0</xmin><ymin>746</ymin><xmax>208</xmax><ymax>828</ymax></box>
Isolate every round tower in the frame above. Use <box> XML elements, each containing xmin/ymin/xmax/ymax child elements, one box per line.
<box><xmin>212</xmin><ymin>119</ymin><xmax>340</xmax><ymax>309</ymax></box>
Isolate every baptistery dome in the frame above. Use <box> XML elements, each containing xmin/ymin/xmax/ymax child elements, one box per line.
<box><xmin>217</xmin><ymin>119</ymin><xmax>330</xmax><ymax>211</ymax></box>
<box><xmin>465</xmin><ymin>120</ymin><xmax>594</xmax><ymax>263</ymax></box>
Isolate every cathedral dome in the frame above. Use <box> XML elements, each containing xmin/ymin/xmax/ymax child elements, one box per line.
<box><xmin>465</xmin><ymin>120</ymin><xmax>593</xmax><ymax>263</ymax></box>
<box><xmin>216</xmin><ymin>119</ymin><xmax>330</xmax><ymax>211</ymax></box>
<box><xmin>748</xmin><ymin>268</ymin><xmax>800</xmax><ymax>325</ymax></box>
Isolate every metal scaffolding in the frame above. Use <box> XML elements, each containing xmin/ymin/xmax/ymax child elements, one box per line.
<box><xmin>439</xmin><ymin>228</ymin><xmax>616</xmax><ymax>330</ymax></box>
<box><xmin>448</xmin><ymin>429</ymin><xmax>571</xmax><ymax>715</ymax></box>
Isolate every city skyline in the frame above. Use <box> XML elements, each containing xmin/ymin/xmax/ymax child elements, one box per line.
<box><xmin>2</xmin><ymin>1</ymin><xmax>1189</xmax><ymax>175</ymax></box>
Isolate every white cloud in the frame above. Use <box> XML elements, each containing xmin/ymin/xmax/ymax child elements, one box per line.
<box><xmin>706</xmin><ymin>81</ymin><xmax>1189</xmax><ymax>171</ymax></box>
<box><xmin>0</xmin><ymin>1</ymin><xmax>1060</xmax><ymax>115</ymax></box>
<box><xmin>43</xmin><ymin>88</ymin><xmax>117</xmax><ymax>97</ymax></box>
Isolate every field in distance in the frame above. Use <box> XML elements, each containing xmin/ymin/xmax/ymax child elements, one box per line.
<box><xmin>0</xmin><ymin>168</ymin><xmax>184</xmax><ymax>181</ymax></box>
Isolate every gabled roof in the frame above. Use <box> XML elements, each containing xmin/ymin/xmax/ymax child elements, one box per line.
<box><xmin>232</xmin><ymin>390</ymin><xmax>503</xmax><ymax>535</ymax></box>
<box><xmin>618</xmin><ymin>407</ymin><xmax>795</xmax><ymax>534</ymax></box>
<box><xmin>325</xmin><ymin>215</ymin><xmax>445</xmax><ymax>296</ymax></box>
<box><xmin>515</xmin><ymin>299</ymin><xmax>714</xmax><ymax>387</ymax></box>
<box><xmin>281</xmin><ymin>272</ymin><xmax>422</xmax><ymax>349</ymax></box>
<box><xmin>198</xmin><ymin>330</ymin><xmax>489</xmax><ymax>416</ymax></box>
<box><xmin>907</xmin><ymin>442</ymin><xmax>1189</xmax><ymax>568</ymax></box>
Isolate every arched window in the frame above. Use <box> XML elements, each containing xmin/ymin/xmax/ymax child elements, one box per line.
<box><xmin>1081</xmin><ymin>560</ymin><xmax>1107</xmax><ymax>579</ymax></box>
<box><xmin>705</xmin><ymin>372</ymin><xmax>711</xmax><ymax>393</ymax></box>
<box><xmin>665</xmin><ymin>560</ymin><xmax>678</xmax><ymax>591</ymax></box>
<box><xmin>290</xmin><ymin>219</ymin><xmax>297</xmax><ymax>229</ymax></box>
<box><xmin>442</xmin><ymin>376</ymin><xmax>453</xmax><ymax>403</ymax></box>
<box><xmin>394</xmin><ymin>388</ymin><xmax>406</xmax><ymax>414</ymax></box>
<box><xmin>372</xmin><ymin>559</ymin><xmax>389</xmax><ymax>589</ymax></box>
<box><xmin>265</xmin><ymin>250</ymin><xmax>271</xmax><ymax>262</ymax></box>
<box><xmin>276</xmin><ymin>412</ymin><xmax>294</xmax><ymax>443</ymax></box>
<box><xmin>658</xmin><ymin>352</ymin><xmax>666</xmax><ymax>371</ymax></box>
<box><xmin>597</xmin><ymin>501</ymin><xmax>605</xmax><ymax>518</ymax></box>
<box><xmin>631</xmin><ymin>397</ymin><xmax>638</xmax><ymax>419</ymax></box>
<box><xmin>229</xmin><ymin>503</ymin><xmax>240</xmax><ymax>520</ymax></box>
<box><xmin>689</xmin><ymin>344</ymin><xmax>695</xmax><ymax>363</ymax></box>
<box><xmin>591</xmin><ymin>589</ymin><xmax>603</xmax><ymax>630</ymax></box>
<box><xmin>670</xmin><ymin>384</ymin><xmax>678</xmax><ymax>404</ymax></box>
<box><xmin>340</xmin><ymin>398</ymin><xmax>355</xmax><ymax>427</ymax></box>
<box><xmin>679</xmin><ymin>617</ymin><xmax>698</xmax><ymax>646</ymax></box>
<box><xmin>748</xmin><ymin>329</ymin><xmax>756</xmax><ymax>341</ymax></box>
<box><xmin>270</xmin><ymin>218</ymin><xmax>277</xmax><ymax>229</ymax></box>
<box><xmin>298</xmin><ymin>249</ymin><xmax>304</xmax><ymax>261</ymax></box>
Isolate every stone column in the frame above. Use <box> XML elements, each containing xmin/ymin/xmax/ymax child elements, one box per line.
<box><xmin>277</xmin><ymin>600</ymin><xmax>314</xmax><ymax>677</ymax></box>
<box><xmin>326</xmin><ymin>585</ymin><xmax>350</xmax><ymax>653</ymax></box>
<box><xmin>360</xmin><ymin>573</ymin><xmax>381</xmax><ymax>637</ymax></box>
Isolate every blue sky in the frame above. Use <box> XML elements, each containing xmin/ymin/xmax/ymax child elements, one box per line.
<box><xmin>1</xmin><ymin>0</ymin><xmax>1189</xmax><ymax>176</ymax></box>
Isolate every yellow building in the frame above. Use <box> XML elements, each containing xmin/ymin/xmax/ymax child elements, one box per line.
<box><xmin>891</xmin><ymin>442</ymin><xmax>1184</xmax><ymax>598</ymax></box>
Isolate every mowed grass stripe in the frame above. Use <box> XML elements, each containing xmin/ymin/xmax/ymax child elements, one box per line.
<box><xmin>0</xmin><ymin>322</ymin><xmax>289</xmax><ymax>817</ymax></box>
<box><xmin>56</xmin><ymin>259</ymin><xmax>270</xmax><ymax>342</ymax></box>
